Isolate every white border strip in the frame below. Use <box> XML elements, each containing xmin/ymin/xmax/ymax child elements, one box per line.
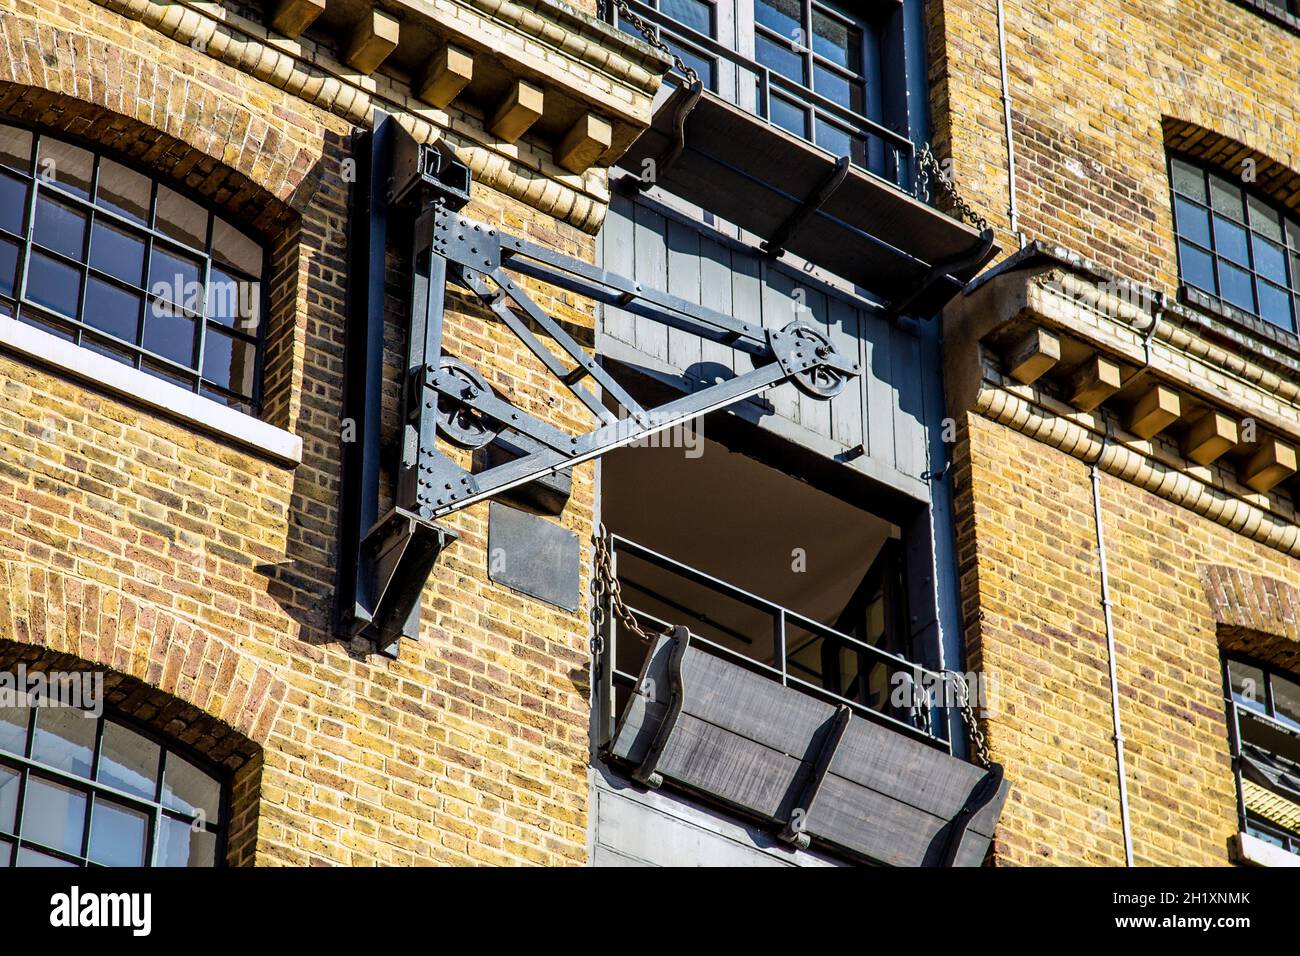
<box><xmin>0</xmin><ymin>315</ymin><xmax>302</xmax><ymax>467</ymax></box>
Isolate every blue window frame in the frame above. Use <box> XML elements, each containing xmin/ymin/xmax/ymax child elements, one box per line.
<box><xmin>0</xmin><ymin>122</ymin><xmax>268</xmax><ymax>413</ymax></box>
<box><xmin>1169</xmin><ymin>155</ymin><xmax>1300</xmax><ymax>335</ymax></box>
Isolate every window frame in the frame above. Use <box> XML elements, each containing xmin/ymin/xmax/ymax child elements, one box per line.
<box><xmin>1167</xmin><ymin>153</ymin><xmax>1300</xmax><ymax>338</ymax></box>
<box><xmin>1221</xmin><ymin>653</ymin><xmax>1300</xmax><ymax>855</ymax></box>
<box><xmin>0</xmin><ymin>119</ymin><xmax>271</xmax><ymax>415</ymax></box>
<box><xmin>0</xmin><ymin>704</ymin><xmax>229</xmax><ymax>868</ymax></box>
<box><xmin>616</xmin><ymin>0</ymin><xmax>908</xmax><ymax>183</ymax></box>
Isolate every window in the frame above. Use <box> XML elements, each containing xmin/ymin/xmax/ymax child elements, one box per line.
<box><xmin>0</xmin><ymin>703</ymin><xmax>225</xmax><ymax>867</ymax></box>
<box><xmin>0</xmin><ymin>122</ymin><xmax>267</xmax><ymax>413</ymax></box>
<box><xmin>1222</xmin><ymin>656</ymin><xmax>1300</xmax><ymax>857</ymax></box>
<box><xmin>1169</xmin><ymin>155</ymin><xmax>1300</xmax><ymax>335</ymax></box>
<box><xmin>616</xmin><ymin>0</ymin><xmax>900</xmax><ymax>179</ymax></box>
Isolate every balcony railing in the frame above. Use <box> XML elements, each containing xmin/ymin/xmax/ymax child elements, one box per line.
<box><xmin>600</xmin><ymin>533</ymin><xmax>952</xmax><ymax>749</ymax></box>
<box><xmin>611</xmin><ymin>0</ymin><xmax>920</xmax><ymax>194</ymax></box>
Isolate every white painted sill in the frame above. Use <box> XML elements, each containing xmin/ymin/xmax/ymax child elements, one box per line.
<box><xmin>0</xmin><ymin>315</ymin><xmax>302</xmax><ymax>468</ymax></box>
<box><xmin>1232</xmin><ymin>831</ymin><xmax>1300</xmax><ymax>868</ymax></box>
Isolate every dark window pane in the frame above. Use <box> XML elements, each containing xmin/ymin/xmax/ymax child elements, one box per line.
<box><xmin>155</xmin><ymin>185</ymin><xmax>208</xmax><ymax>250</ymax></box>
<box><xmin>161</xmin><ymin>753</ymin><xmax>221</xmax><ymax>822</ymax></box>
<box><xmin>1218</xmin><ymin>259</ymin><xmax>1255</xmax><ymax>311</ymax></box>
<box><xmin>98</xmin><ymin>722</ymin><xmax>160</xmax><ymax>800</ymax></box>
<box><xmin>769</xmin><ymin>94</ymin><xmax>808</xmax><ymax>138</ymax></box>
<box><xmin>0</xmin><ymin>238</ymin><xmax>17</xmax><ymax>299</ymax></box>
<box><xmin>16</xmin><ymin>846</ymin><xmax>77</xmax><ymax>867</ymax></box>
<box><xmin>211</xmin><ymin>218</ymin><xmax>262</xmax><ymax>277</ymax></box>
<box><xmin>84</xmin><ymin>276</ymin><xmax>141</xmax><ymax>343</ymax></box>
<box><xmin>25</xmin><ymin>252</ymin><xmax>82</xmax><ymax>318</ymax></box>
<box><xmin>1213</xmin><ymin>215</ymin><xmax>1249</xmax><ymax>266</ymax></box>
<box><xmin>31</xmin><ymin>707</ymin><xmax>96</xmax><ymax>777</ymax></box>
<box><xmin>82</xmin><ymin>334</ymin><xmax>136</xmax><ymax>368</ymax></box>
<box><xmin>142</xmin><ymin>304</ymin><xmax>197</xmax><ymax>367</ymax></box>
<box><xmin>0</xmin><ymin>706</ymin><xmax>27</xmax><ymax>756</ymax></box>
<box><xmin>1253</xmin><ymin>235</ymin><xmax>1288</xmax><ymax>284</ymax></box>
<box><xmin>0</xmin><ymin>125</ymin><xmax>33</xmax><ymax>173</ymax></box>
<box><xmin>200</xmin><ymin>386</ymin><xmax>253</xmax><ymax>414</ymax></box>
<box><xmin>20</xmin><ymin>307</ymin><xmax>76</xmax><ymax>341</ymax></box>
<box><xmin>1287</xmin><ymin>218</ymin><xmax>1300</xmax><ymax>253</ymax></box>
<box><xmin>157</xmin><ymin>816</ymin><xmax>217</xmax><ymax>867</ymax></box>
<box><xmin>1248</xmin><ymin>194</ymin><xmax>1283</xmax><ymax>242</ymax></box>
<box><xmin>203</xmin><ymin>327</ymin><xmax>258</xmax><ymax>397</ymax></box>
<box><xmin>757</xmin><ymin>33</ymin><xmax>804</xmax><ymax>83</ymax></box>
<box><xmin>36</xmin><ymin>138</ymin><xmax>93</xmax><ymax>199</ymax></box>
<box><xmin>87</xmin><ymin>798</ymin><xmax>149</xmax><ymax>867</ymax></box>
<box><xmin>1170</xmin><ymin>158</ymin><xmax>1204</xmax><ymax>201</ymax></box>
<box><xmin>756</xmin><ymin>0</ymin><xmax>801</xmax><ymax>39</ymax></box>
<box><xmin>149</xmin><ymin>245</ymin><xmax>202</xmax><ymax>310</ymax></box>
<box><xmin>33</xmin><ymin>194</ymin><xmax>88</xmax><ymax>259</ymax></box>
<box><xmin>142</xmin><ymin>359</ymin><xmax>195</xmax><ymax>391</ymax></box>
<box><xmin>1178</xmin><ymin>242</ymin><xmax>1214</xmax><ymax>293</ymax></box>
<box><xmin>89</xmin><ymin>220</ymin><xmax>146</xmax><ymax>286</ymax></box>
<box><xmin>1258</xmin><ymin>282</ymin><xmax>1294</xmax><ymax>331</ymax></box>
<box><xmin>814</xmin><ymin>117</ymin><xmax>852</xmax><ymax>159</ymax></box>
<box><xmin>812</xmin><ymin>9</ymin><xmax>861</xmax><ymax>71</ymax></box>
<box><xmin>0</xmin><ymin>764</ymin><xmax>19</xmax><ymax>832</ymax></box>
<box><xmin>96</xmin><ymin>159</ymin><xmax>150</xmax><ymax>225</ymax></box>
<box><xmin>661</xmin><ymin>0</ymin><xmax>712</xmax><ymax>35</ymax></box>
<box><xmin>0</xmin><ymin>172</ymin><xmax>29</xmax><ymax>234</ymax></box>
<box><xmin>813</xmin><ymin>65</ymin><xmax>864</xmax><ymax>113</ymax></box>
<box><xmin>206</xmin><ymin>269</ymin><xmax>261</xmax><ymax>333</ymax></box>
<box><xmin>1209</xmin><ymin>173</ymin><xmax>1245</xmax><ymax>220</ymax></box>
<box><xmin>1173</xmin><ymin>196</ymin><xmax>1210</xmax><ymax>247</ymax></box>
<box><xmin>1230</xmin><ymin>661</ymin><xmax>1266</xmax><ymax>711</ymax></box>
<box><xmin>1273</xmin><ymin>673</ymin><xmax>1300</xmax><ymax>730</ymax></box>
<box><xmin>22</xmin><ymin>775</ymin><xmax>87</xmax><ymax>855</ymax></box>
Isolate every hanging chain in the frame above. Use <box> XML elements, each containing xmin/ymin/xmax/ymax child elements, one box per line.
<box><xmin>592</xmin><ymin>524</ymin><xmax>667</xmax><ymax>649</ymax></box>
<box><xmin>917</xmin><ymin>144</ymin><xmax>991</xmax><ymax>234</ymax></box>
<box><xmin>605</xmin><ymin>0</ymin><xmax>701</xmax><ymax>89</ymax></box>
<box><xmin>946</xmin><ymin>670</ymin><xmax>992</xmax><ymax>769</ymax></box>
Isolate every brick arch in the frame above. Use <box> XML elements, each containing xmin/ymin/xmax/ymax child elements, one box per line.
<box><xmin>1164</xmin><ymin>118</ymin><xmax>1300</xmax><ymax>216</ymax></box>
<box><xmin>0</xmin><ymin>13</ymin><xmax>326</xmax><ymax>233</ymax></box>
<box><xmin>1200</xmin><ymin>563</ymin><xmax>1300</xmax><ymax>673</ymax></box>
<box><xmin>0</xmin><ymin>561</ymin><xmax>286</xmax><ymax>749</ymax></box>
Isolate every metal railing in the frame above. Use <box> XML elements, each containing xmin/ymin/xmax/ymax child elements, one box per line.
<box><xmin>1224</xmin><ymin>696</ymin><xmax>1300</xmax><ymax>847</ymax></box>
<box><xmin>601</xmin><ymin>533</ymin><xmax>951</xmax><ymax>749</ymax></box>
<box><xmin>612</xmin><ymin>1</ymin><xmax>920</xmax><ymax>193</ymax></box>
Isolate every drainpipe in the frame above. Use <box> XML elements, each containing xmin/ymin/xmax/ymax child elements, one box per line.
<box><xmin>1089</xmin><ymin>439</ymin><xmax>1135</xmax><ymax>866</ymax></box>
<box><xmin>994</xmin><ymin>0</ymin><xmax>1023</xmax><ymax>246</ymax></box>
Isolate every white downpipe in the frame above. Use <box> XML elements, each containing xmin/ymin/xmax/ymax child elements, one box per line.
<box><xmin>1089</xmin><ymin>451</ymin><xmax>1135</xmax><ymax>866</ymax></box>
<box><xmin>994</xmin><ymin>0</ymin><xmax>1022</xmax><ymax>245</ymax></box>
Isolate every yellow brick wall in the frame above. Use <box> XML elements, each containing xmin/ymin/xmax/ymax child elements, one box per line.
<box><xmin>929</xmin><ymin>0</ymin><xmax>1300</xmax><ymax>287</ymax></box>
<box><xmin>954</xmin><ymin>411</ymin><xmax>1300</xmax><ymax>865</ymax></box>
<box><xmin>0</xmin><ymin>0</ymin><xmax>598</xmax><ymax>865</ymax></box>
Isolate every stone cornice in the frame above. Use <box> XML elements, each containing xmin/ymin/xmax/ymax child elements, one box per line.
<box><xmin>947</xmin><ymin>244</ymin><xmax>1300</xmax><ymax>551</ymax></box>
<box><xmin>93</xmin><ymin>0</ymin><xmax>670</xmax><ymax>232</ymax></box>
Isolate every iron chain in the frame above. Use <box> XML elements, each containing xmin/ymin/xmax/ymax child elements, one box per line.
<box><xmin>592</xmin><ymin>524</ymin><xmax>666</xmax><ymax>649</ymax></box>
<box><xmin>917</xmin><ymin>145</ymin><xmax>991</xmax><ymax>234</ymax></box>
<box><xmin>606</xmin><ymin>0</ymin><xmax>701</xmax><ymax>89</ymax></box>
<box><xmin>947</xmin><ymin>670</ymin><xmax>992</xmax><ymax>769</ymax></box>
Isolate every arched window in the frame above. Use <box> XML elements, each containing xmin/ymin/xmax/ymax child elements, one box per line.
<box><xmin>1169</xmin><ymin>154</ymin><xmax>1300</xmax><ymax>335</ymax></box>
<box><xmin>0</xmin><ymin>702</ymin><xmax>226</xmax><ymax>867</ymax></box>
<box><xmin>0</xmin><ymin>122</ymin><xmax>267</xmax><ymax>414</ymax></box>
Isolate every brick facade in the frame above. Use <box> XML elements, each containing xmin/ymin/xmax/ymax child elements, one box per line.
<box><xmin>0</xmin><ymin>0</ymin><xmax>644</xmax><ymax>865</ymax></box>
<box><xmin>936</xmin><ymin>1</ymin><xmax>1300</xmax><ymax>865</ymax></box>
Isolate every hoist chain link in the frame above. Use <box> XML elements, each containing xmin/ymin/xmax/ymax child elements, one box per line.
<box><xmin>946</xmin><ymin>670</ymin><xmax>992</xmax><ymax>769</ymax></box>
<box><xmin>592</xmin><ymin>524</ymin><xmax>667</xmax><ymax>650</ymax></box>
<box><xmin>605</xmin><ymin>0</ymin><xmax>702</xmax><ymax>89</ymax></box>
<box><xmin>917</xmin><ymin>144</ymin><xmax>991</xmax><ymax>234</ymax></box>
